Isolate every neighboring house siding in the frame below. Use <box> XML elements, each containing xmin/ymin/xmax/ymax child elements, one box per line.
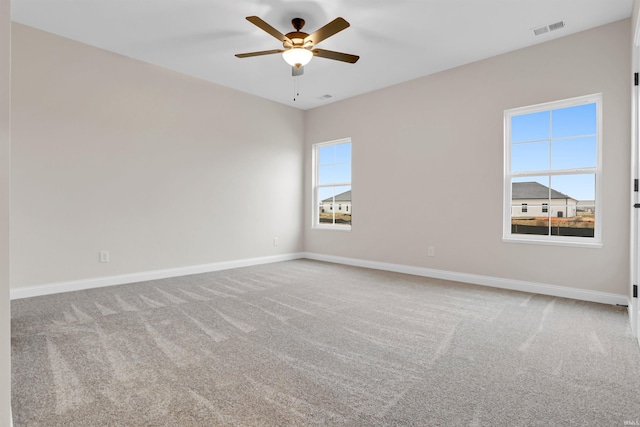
<box><xmin>320</xmin><ymin>190</ymin><xmax>351</xmax><ymax>214</ymax></box>
<box><xmin>511</xmin><ymin>182</ymin><xmax>579</xmax><ymax>218</ymax></box>
<box><xmin>511</xmin><ymin>198</ymin><xmax>578</xmax><ymax>218</ymax></box>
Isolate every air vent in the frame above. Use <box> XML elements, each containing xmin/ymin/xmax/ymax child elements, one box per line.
<box><xmin>548</xmin><ymin>21</ymin><xmax>565</xmax><ymax>31</ymax></box>
<box><xmin>533</xmin><ymin>26</ymin><xmax>549</xmax><ymax>36</ymax></box>
<box><xmin>319</xmin><ymin>94</ymin><xmax>333</xmax><ymax>100</ymax></box>
<box><xmin>533</xmin><ymin>20</ymin><xmax>564</xmax><ymax>36</ymax></box>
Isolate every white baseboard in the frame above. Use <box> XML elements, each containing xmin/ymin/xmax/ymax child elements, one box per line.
<box><xmin>303</xmin><ymin>252</ymin><xmax>628</xmax><ymax>306</ymax></box>
<box><xmin>10</xmin><ymin>253</ymin><xmax>306</xmax><ymax>300</ymax></box>
<box><xmin>10</xmin><ymin>251</ymin><xmax>628</xmax><ymax>307</ymax></box>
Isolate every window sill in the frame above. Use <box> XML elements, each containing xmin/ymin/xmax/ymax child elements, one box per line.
<box><xmin>502</xmin><ymin>236</ymin><xmax>602</xmax><ymax>248</ymax></box>
<box><xmin>312</xmin><ymin>225</ymin><xmax>352</xmax><ymax>232</ymax></box>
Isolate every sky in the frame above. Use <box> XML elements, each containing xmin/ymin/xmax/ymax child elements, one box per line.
<box><xmin>317</xmin><ymin>142</ymin><xmax>351</xmax><ymax>203</ymax></box>
<box><xmin>510</xmin><ymin>102</ymin><xmax>597</xmax><ymax>201</ymax></box>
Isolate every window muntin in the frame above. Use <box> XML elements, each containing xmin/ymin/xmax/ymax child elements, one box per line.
<box><xmin>504</xmin><ymin>94</ymin><xmax>601</xmax><ymax>246</ymax></box>
<box><xmin>313</xmin><ymin>139</ymin><xmax>352</xmax><ymax>229</ymax></box>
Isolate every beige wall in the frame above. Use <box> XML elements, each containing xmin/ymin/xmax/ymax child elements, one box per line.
<box><xmin>11</xmin><ymin>24</ymin><xmax>305</xmax><ymax>289</ymax></box>
<box><xmin>635</xmin><ymin>1</ymin><xmax>640</xmax><ymax>45</ymax></box>
<box><xmin>305</xmin><ymin>19</ymin><xmax>631</xmax><ymax>296</ymax></box>
<box><xmin>0</xmin><ymin>0</ymin><xmax>9</xmax><ymax>421</ymax></box>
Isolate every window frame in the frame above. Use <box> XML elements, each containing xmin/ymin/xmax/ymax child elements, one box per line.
<box><xmin>503</xmin><ymin>93</ymin><xmax>602</xmax><ymax>247</ymax></box>
<box><xmin>312</xmin><ymin>138</ymin><xmax>352</xmax><ymax>231</ymax></box>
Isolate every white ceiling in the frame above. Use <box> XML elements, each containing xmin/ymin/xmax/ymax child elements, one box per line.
<box><xmin>11</xmin><ymin>0</ymin><xmax>633</xmax><ymax>110</ymax></box>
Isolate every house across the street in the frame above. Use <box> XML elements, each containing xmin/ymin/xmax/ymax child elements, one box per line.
<box><xmin>320</xmin><ymin>190</ymin><xmax>352</xmax><ymax>214</ymax></box>
<box><xmin>511</xmin><ymin>181</ymin><xmax>579</xmax><ymax>218</ymax></box>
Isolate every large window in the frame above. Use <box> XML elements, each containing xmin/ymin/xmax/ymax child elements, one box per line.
<box><xmin>504</xmin><ymin>94</ymin><xmax>601</xmax><ymax>246</ymax></box>
<box><xmin>313</xmin><ymin>139</ymin><xmax>352</xmax><ymax>229</ymax></box>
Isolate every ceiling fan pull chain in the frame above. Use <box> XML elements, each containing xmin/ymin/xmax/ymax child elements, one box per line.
<box><xmin>293</xmin><ymin>75</ymin><xmax>301</xmax><ymax>101</ymax></box>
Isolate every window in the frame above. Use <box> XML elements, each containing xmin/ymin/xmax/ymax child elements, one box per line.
<box><xmin>504</xmin><ymin>94</ymin><xmax>601</xmax><ymax>246</ymax></box>
<box><xmin>313</xmin><ymin>139</ymin><xmax>352</xmax><ymax>229</ymax></box>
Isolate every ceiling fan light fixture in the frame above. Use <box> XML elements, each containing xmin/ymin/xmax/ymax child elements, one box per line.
<box><xmin>282</xmin><ymin>48</ymin><xmax>313</xmax><ymax>67</ymax></box>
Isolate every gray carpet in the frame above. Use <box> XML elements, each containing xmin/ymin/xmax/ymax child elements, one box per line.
<box><xmin>11</xmin><ymin>259</ymin><xmax>640</xmax><ymax>426</ymax></box>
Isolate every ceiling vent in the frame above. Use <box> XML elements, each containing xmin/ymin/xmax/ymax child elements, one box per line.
<box><xmin>533</xmin><ymin>20</ymin><xmax>565</xmax><ymax>36</ymax></box>
<box><xmin>548</xmin><ymin>21</ymin><xmax>565</xmax><ymax>31</ymax></box>
<box><xmin>533</xmin><ymin>26</ymin><xmax>549</xmax><ymax>36</ymax></box>
<box><xmin>319</xmin><ymin>94</ymin><xmax>333</xmax><ymax>100</ymax></box>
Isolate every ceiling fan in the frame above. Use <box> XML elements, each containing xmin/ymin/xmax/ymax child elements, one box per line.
<box><xmin>235</xmin><ymin>16</ymin><xmax>359</xmax><ymax>76</ymax></box>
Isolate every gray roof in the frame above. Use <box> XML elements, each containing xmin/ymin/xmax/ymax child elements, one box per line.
<box><xmin>322</xmin><ymin>190</ymin><xmax>351</xmax><ymax>203</ymax></box>
<box><xmin>512</xmin><ymin>182</ymin><xmax>575</xmax><ymax>200</ymax></box>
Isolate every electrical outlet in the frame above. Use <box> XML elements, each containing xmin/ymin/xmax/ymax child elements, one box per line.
<box><xmin>428</xmin><ymin>246</ymin><xmax>435</xmax><ymax>257</ymax></box>
<box><xmin>273</xmin><ymin>237</ymin><xmax>279</xmax><ymax>246</ymax></box>
<box><xmin>99</xmin><ymin>250</ymin><xmax>110</xmax><ymax>263</ymax></box>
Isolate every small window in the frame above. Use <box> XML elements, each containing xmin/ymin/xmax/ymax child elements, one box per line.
<box><xmin>313</xmin><ymin>139</ymin><xmax>352</xmax><ymax>229</ymax></box>
<box><xmin>504</xmin><ymin>94</ymin><xmax>601</xmax><ymax>246</ymax></box>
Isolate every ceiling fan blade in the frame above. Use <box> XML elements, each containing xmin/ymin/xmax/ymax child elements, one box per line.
<box><xmin>292</xmin><ymin>66</ymin><xmax>304</xmax><ymax>77</ymax></box>
<box><xmin>246</xmin><ymin>16</ymin><xmax>291</xmax><ymax>43</ymax></box>
<box><xmin>235</xmin><ymin>49</ymin><xmax>284</xmax><ymax>58</ymax></box>
<box><xmin>312</xmin><ymin>48</ymin><xmax>360</xmax><ymax>63</ymax></box>
<box><xmin>305</xmin><ymin>17</ymin><xmax>350</xmax><ymax>45</ymax></box>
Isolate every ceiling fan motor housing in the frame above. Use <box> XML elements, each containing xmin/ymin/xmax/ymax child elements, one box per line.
<box><xmin>284</xmin><ymin>32</ymin><xmax>309</xmax><ymax>48</ymax></box>
<box><xmin>284</xmin><ymin>18</ymin><xmax>313</xmax><ymax>49</ymax></box>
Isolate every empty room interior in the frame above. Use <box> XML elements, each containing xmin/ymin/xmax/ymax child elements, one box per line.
<box><xmin>3</xmin><ymin>0</ymin><xmax>640</xmax><ymax>425</ymax></box>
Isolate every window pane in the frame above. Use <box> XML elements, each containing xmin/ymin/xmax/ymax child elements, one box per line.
<box><xmin>318</xmin><ymin>145</ymin><xmax>336</xmax><ymax>166</ymax></box>
<box><xmin>318</xmin><ymin>165</ymin><xmax>334</xmax><ymax>185</ymax></box>
<box><xmin>552</xmin><ymin>103</ymin><xmax>596</xmax><ymax>138</ymax></box>
<box><xmin>511</xmin><ymin>111</ymin><xmax>549</xmax><ymax>143</ymax></box>
<box><xmin>511</xmin><ymin>177</ymin><xmax>550</xmax><ymax>236</ymax></box>
<box><xmin>332</xmin><ymin>163</ymin><xmax>351</xmax><ymax>183</ymax></box>
<box><xmin>512</xmin><ymin>176</ymin><xmax>551</xmax><ymax>199</ymax></box>
<box><xmin>511</xmin><ymin>141</ymin><xmax>550</xmax><ymax>172</ymax></box>
<box><xmin>319</xmin><ymin>143</ymin><xmax>351</xmax><ymax>167</ymax></box>
<box><xmin>318</xmin><ymin>142</ymin><xmax>351</xmax><ymax>185</ymax></box>
<box><xmin>317</xmin><ymin>158</ymin><xmax>351</xmax><ymax>185</ymax></box>
<box><xmin>551</xmin><ymin>136</ymin><xmax>596</xmax><ymax>170</ymax></box>
<box><xmin>549</xmin><ymin>174</ymin><xmax>595</xmax><ymax>238</ymax></box>
<box><xmin>317</xmin><ymin>186</ymin><xmax>351</xmax><ymax>226</ymax></box>
<box><xmin>511</xmin><ymin>202</ymin><xmax>549</xmax><ymax>236</ymax></box>
<box><xmin>550</xmin><ymin>174</ymin><xmax>595</xmax><ymax>202</ymax></box>
<box><xmin>334</xmin><ymin>142</ymin><xmax>351</xmax><ymax>163</ymax></box>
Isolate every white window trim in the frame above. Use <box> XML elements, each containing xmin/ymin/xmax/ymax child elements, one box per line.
<box><xmin>312</xmin><ymin>138</ymin><xmax>352</xmax><ymax>231</ymax></box>
<box><xmin>503</xmin><ymin>93</ymin><xmax>602</xmax><ymax>248</ymax></box>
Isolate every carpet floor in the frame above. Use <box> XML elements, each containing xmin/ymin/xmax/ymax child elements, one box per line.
<box><xmin>11</xmin><ymin>259</ymin><xmax>640</xmax><ymax>426</ymax></box>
